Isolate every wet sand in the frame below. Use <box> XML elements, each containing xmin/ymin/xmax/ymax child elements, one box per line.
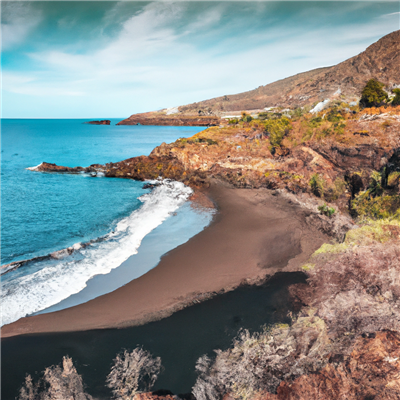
<box><xmin>2</xmin><ymin>181</ymin><xmax>329</xmax><ymax>338</ymax></box>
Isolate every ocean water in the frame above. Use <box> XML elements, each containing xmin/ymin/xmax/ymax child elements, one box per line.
<box><xmin>1</xmin><ymin>119</ymin><xmax>211</xmax><ymax>326</ymax></box>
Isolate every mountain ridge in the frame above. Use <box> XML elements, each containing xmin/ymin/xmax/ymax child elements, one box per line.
<box><xmin>118</xmin><ymin>30</ymin><xmax>399</xmax><ymax>125</ymax></box>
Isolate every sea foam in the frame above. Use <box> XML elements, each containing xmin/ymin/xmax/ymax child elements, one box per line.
<box><xmin>26</xmin><ymin>162</ymin><xmax>44</xmax><ymax>171</ymax></box>
<box><xmin>1</xmin><ymin>179</ymin><xmax>192</xmax><ymax>326</ymax></box>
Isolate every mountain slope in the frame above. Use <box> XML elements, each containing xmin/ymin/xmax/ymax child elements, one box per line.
<box><xmin>179</xmin><ymin>29</ymin><xmax>400</xmax><ymax>114</ymax></box>
<box><xmin>118</xmin><ymin>30</ymin><xmax>399</xmax><ymax>125</ymax></box>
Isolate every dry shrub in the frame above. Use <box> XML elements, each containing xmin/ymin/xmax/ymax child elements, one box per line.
<box><xmin>193</xmin><ymin>315</ymin><xmax>331</xmax><ymax>400</ymax></box>
<box><xmin>106</xmin><ymin>347</ymin><xmax>162</xmax><ymax>400</ymax></box>
<box><xmin>18</xmin><ymin>356</ymin><xmax>92</xmax><ymax>400</ymax></box>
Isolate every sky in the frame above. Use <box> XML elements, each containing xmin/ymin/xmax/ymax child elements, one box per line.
<box><xmin>1</xmin><ymin>1</ymin><xmax>399</xmax><ymax>118</ymax></box>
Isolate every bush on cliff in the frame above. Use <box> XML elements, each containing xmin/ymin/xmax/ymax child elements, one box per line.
<box><xmin>351</xmin><ymin>192</ymin><xmax>400</xmax><ymax>220</ymax></box>
<box><xmin>309</xmin><ymin>173</ymin><xmax>325</xmax><ymax>197</ymax></box>
<box><xmin>359</xmin><ymin>79</ymin><xmax>388</xmax><ymax>108</ymax></box>
<box><xmin>264</xmin><ymin>116</ymin><xmax>292</xmax><ymax>150</ymax></box>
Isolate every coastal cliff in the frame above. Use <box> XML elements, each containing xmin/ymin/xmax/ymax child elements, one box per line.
<box><xmin>37</xmin><ymin>105</ymin><xmax>400</xmax><ymax>216</ymax></box>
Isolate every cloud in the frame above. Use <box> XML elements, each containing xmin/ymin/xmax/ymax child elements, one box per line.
<box><xmin>1</xmin><ymin>2</ymin><xmax>42</xmax><ymax>50</ymax></box>
<box><xmin>2</xmin><ymin>1</ymin><xmax>400</xmax><ymax>118</ymax></box>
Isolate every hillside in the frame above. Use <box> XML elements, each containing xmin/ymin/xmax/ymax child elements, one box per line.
<box><xmin>118</xmin><ymin>30</ymin><xmax>399</xmax><ymax>125</ymax></box>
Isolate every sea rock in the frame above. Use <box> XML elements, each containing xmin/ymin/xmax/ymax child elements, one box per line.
<box><xmin>85</xmin><ymin>120</ymin><xmax>111</xmax><ymax>125</ymax></box>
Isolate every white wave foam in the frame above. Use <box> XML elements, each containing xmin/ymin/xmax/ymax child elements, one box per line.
<box><xmin>26</xmin><ymin>162</ymin><xmax>43</xmax><ymax>171</ymax></box>
<box><xmin>1</xmin><ymin>180</ymin><xmax>192</xmax><ymax>326</ymax></box>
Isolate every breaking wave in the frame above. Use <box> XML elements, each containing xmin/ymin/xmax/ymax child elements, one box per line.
<box><xmin>1</xmin><ymin>179</ymin><xmax>192</xmax><ymax>326</ymax></box>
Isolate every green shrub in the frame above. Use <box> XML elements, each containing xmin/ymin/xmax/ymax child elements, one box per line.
<box><xmin>351</xmin><ymin>191</ymin><xmax>400</xmax><ymax>220</ymax></box>
<box><xmin>325</xmin><ymin>108</ymin><xmax>345</xmax><ymax>123</ymax></box>
<box><xmin>368</xmin><ymin>171</ymin><xmax>383</xmax><ymax>197</ymax></box>
<box><xmin>359</xmin><ymin>79</ymin><xmax>388</xmax><ymax>108</ymax></box>
<box><xmin>241</xmin><ymin>112</ymin><xmax>253</xmax><ymax>123</ymax></box>
<box><xmin>264</xmin><ymin>116</ymin><xmax>291</xmax><ymax>149</ymax></box>
<box><xmin>309</xmin><ymin>173</ymin><xmax>325</xmax><ymax>197</ymax></box>
<box><xmin>318</xmin><ymin>203</ymin><xmax>335</xmax><ymax>217</ymax></box>
<box><xmin>391</xmin><ymin>88</ymin><xmax>400</xmax><ymax>106</ymax></box>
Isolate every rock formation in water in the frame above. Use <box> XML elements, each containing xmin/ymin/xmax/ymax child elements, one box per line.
<box><xmin>86</xmin><ymin>120</ymin><xmax>111</xmax><ymax>125</ymax></box>
<box><xmin>34</xmin><ymin>105</ymin><xmax>400</xmax><ymax>216</ymax></box>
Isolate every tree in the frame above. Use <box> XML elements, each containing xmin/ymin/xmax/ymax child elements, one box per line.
<box><xmin>391</xmin><ymin>88</ymin><xmax>400</xmax><ymax>106</ymax></box>
<box><xmin>106</xmin><ymin>347</ymin><xmax>162</xmax><ymax>400</ymax></box>
<box><xmin>359</xmin><ymin>79</ymin><xmax>388</xmax><ymax>108</ymax></box>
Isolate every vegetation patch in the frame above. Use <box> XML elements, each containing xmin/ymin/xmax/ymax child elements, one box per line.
<box><xmin>309</xmin><ymin>173</ymin><xmax>325</xmax><ymax>197</ymax></box>
<box><xmin>359</xmin><ymin>79</ymin><xmax>389</xmax><ymax>108</ymax></box>
<box><xmin>317</xmin><ymin>203</ymin><xmax>335</xmax><ymax>217</ymax></box>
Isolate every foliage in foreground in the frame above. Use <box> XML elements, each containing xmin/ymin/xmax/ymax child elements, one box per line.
<box><xmin>107</xmin><ymin>347</ymin><xmax>162</xmax><ymax>400</ymax></box>
<box><xmin>192</xmin><ymin>315</ymin><xmax>329</xmax><ymax>400</ymax></box>
<box><xmin>18</xmin><ymin>356</ymin><xmax>92</xmax><ymax>400</ymax></box>
<box><xmin>18</xmin><ymin>347</ymin><xmax>162</xmax><ymax>400</ymax></box>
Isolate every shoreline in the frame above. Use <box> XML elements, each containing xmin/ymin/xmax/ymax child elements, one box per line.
<box><xmin>2</xmin><ymin>181</ymin><xmax>331</xmax><ymax>338</ymax></box>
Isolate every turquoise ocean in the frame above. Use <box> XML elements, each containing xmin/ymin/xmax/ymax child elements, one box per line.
<box><xmin>1</xmin><ymin>119</ymin><xmax>213</xmax><ymax>326</ymax></box>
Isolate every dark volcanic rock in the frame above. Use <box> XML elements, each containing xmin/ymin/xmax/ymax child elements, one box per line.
<box><xmin>86</xmin><ymin>120</ymin><xmax>111</xmax><ymax>125</ymax></box>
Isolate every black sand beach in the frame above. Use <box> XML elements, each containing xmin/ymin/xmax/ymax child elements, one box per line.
<box><xmin>2</xmin><ymin>271</ymin><xmax>306</xmax><ymax>399</ymax></box>
<box><xmin>2</xmin><ymin>182</ymin><xmax>329</xmax><ymax>338</ymax></box>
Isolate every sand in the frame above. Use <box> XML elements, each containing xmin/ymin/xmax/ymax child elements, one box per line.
<box><xmin>1</xmin><ymin>182</ymin><xmax>329</xmax><ymax>338</ymax></box>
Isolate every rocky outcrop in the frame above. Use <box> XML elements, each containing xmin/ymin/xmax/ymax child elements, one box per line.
<box><xmin>85</xmin><ymin>120</ymin><xmax>111</xmax><ymax>125</ymax></box>
<box><xmin>31</xmin><ymin>162</ymin><xmax>105</xmax><ymax>174</ymax></box>
<box><xmin>117</xmin><ymin>112</ymin><xmax>220</xmax><ymax>126</ymax></box>
<box><xmin>30</xmin><ymin>107</ymin><xmax>400</xmax><ymax>207</ymax></box>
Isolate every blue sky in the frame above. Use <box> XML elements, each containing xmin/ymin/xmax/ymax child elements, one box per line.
<box><xmin>1</xmin><ymin>1</ymin><xmax>399</xmax><ymax>118</ymax></box>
